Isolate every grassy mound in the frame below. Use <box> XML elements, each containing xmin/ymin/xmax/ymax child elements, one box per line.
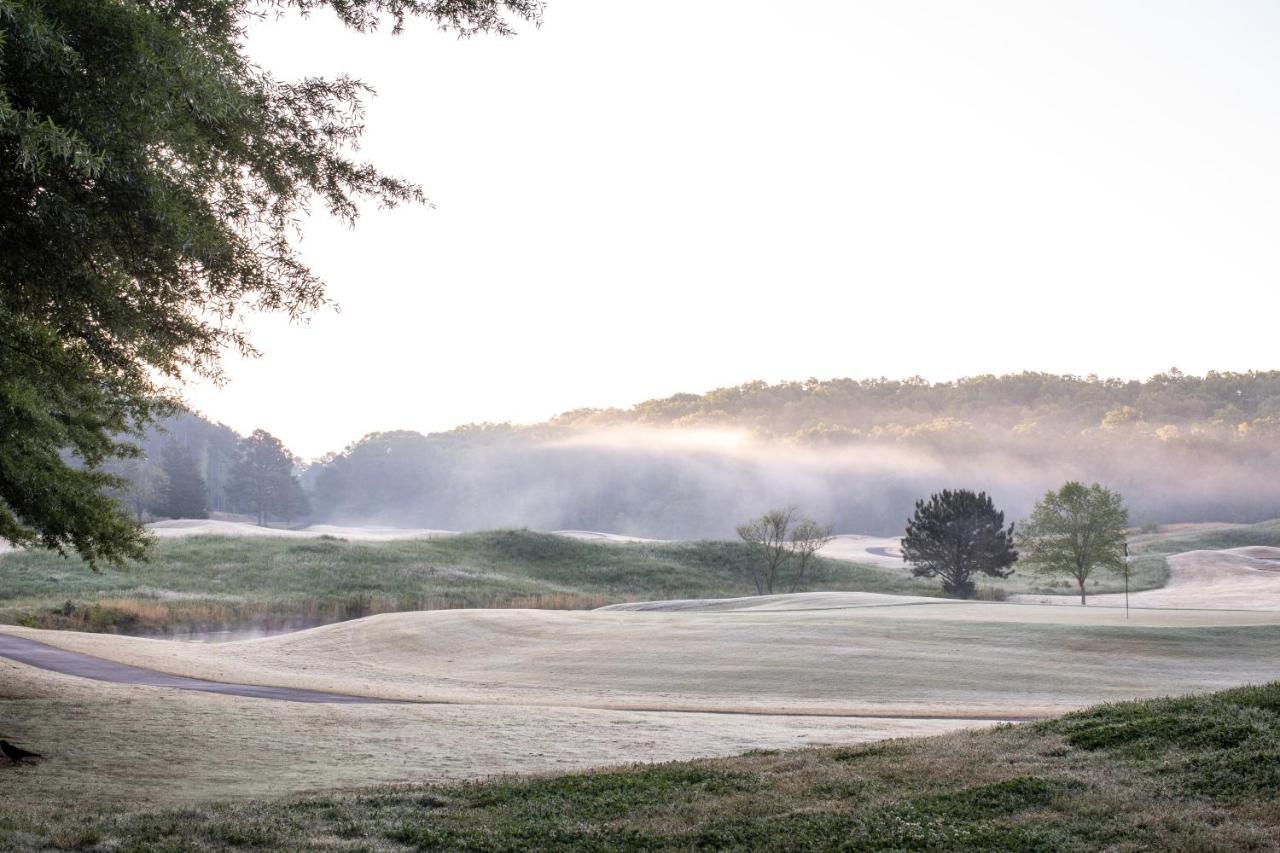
<box><xmin>1132</xmin><ymin>520</ymin><xmax>1280</xmax><ymax>555</ymax></box>
<box><xmin>0</xmin><ymin>530</ymin><xmax>925</xmax><ymax>635</ymax></box>
<box><xmin>4</xmin><ymin>683</ymin><xmax>1279</xmax><ymax>851</ymax></box>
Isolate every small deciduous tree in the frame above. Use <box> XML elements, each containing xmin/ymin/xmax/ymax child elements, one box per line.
<box><xmin>736</xmin><ymin>508</ymin><xmax>796</xmax><ymax>595</ymax></box>
<box><xmin>228</xmin><ymin>430</ymin><xmax>309</xmax><ymax>526</ymax></box>
<box><xmin>902</xmin><ymin>489</ymin><xmax>1017</xmax><ymax>599</ymax></box>
<box><xmin>787</xmin><ymin>519</ymin><xmax>835</xmax><ymax>593</ymax></box>
<box><xmin>1016</xmin><ymin>482</ymin><xmax>1128</xmax><ymax>605</ymax></box>
<box><xmin>737</xmin><ymin>508</ymin><xmax>834</xmax><ymax>595</ymax></box>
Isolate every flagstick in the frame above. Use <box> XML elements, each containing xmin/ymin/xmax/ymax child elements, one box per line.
<box><xmin>1124</xmin><ymin>540</ymin><xmax>1130</xmax><ymax>619</ymax></box>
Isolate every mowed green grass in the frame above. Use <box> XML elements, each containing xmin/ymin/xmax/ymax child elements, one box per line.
<box><xmin>4</xmin><ymin>683</ymin><xmax>1279</xmax><ymax>851</ymax></box>
<box><xmin>0</xmin><ymin>531</ymin><xmax>930</xmax><ymax>634</ymax></box>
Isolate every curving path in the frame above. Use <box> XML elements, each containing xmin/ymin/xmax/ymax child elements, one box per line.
<box><xmin>0</xmin><ymin>633</ymin><xmax>401</xmax><ymax>704</ymax></box>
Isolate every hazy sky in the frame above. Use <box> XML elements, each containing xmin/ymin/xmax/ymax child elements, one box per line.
<box><xmin>184</xmin><ymin>1</ymin><xmax>1280</xmax><ymax>458</ymax></box>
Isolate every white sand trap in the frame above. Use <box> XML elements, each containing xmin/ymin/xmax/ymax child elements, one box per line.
<box><xmin>821</xmin><ymin>534</ymin><xmax>905</xmax><ymax>568</ymax></box>
<box><xmin>146</xmin><ymin>519</ymin><xmax>455</xmax><ymax>540</ymax></box>
<box><xmin>1013</xmin><ymin>547</ymin><xmax>1280</xmax><ymax>611</ymax></box>
<box><xmin>553</xmin><ymin>530</ymin><xmax>665</xmax><ymax>543</ymax></box>
<box><xmin>146</xmin><ymin>520</ymin><xmax>661</xmax><ymax>544</ymax></box>
<box><xmin>6</xmin><ymin>593</ymin><xmax>1279</xmax><ymax>723</ymax></box>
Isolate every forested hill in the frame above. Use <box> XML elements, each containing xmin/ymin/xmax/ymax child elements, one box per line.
<box><xmin>305</xmin><ymin>371</ymin><xmax>1280</xmax><ymax>537</ymax></box>
<box><xmin>544</xmin><ymin>370</ymin><xmax>1280</xmax><ymax>443</ymax></box>
<box><xmin>126</xmin><ymin>371</ymin><xmax>1280</xmax><ymax>538</ymax></box>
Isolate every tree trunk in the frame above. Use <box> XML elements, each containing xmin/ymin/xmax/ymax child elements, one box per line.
<box><xmin>1079</xmin><ymin>578</ymin><xmax>1087</xmax><ymax>605</ymax></box>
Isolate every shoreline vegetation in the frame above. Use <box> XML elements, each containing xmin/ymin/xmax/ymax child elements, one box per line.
<box><xmin>0</xmin><ymin>529</ymin><xmax>1186</xmax><ymax>637</ymax></box>
<box><xmin>1</xmin><ymin>682</ymin><xmax>1277</xmax><ymax>850</ymax></box>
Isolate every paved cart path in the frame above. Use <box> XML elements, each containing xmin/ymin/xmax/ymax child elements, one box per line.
<box><xmin>0</xmin><ymin>633</ymin><xmax>401</xmax><ymax>704</ymax></box>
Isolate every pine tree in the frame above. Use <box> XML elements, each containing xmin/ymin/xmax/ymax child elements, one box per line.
<box><xmin>153</xmin><ymin>443</ymin><xmax>208</xmax><ymax>520</ymax></box>
<box><xmin>901</xmin><ymin>489</ymin><xmax>1017</xmax><ymax>598</ymax></box>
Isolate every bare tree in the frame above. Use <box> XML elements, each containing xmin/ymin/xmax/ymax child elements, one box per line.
<box><xmin>787</xmin><ymin>520</ymin><xmax>835</xmax><ymax>593</ymax></box>
<box><xmin>736</xmin><ymin>508</ymin><xmax>796</xmax><ymax>595</ymax></box>
<box><xmin>736</xmin><ymin>509</ymin><xmax>834</xmax><ymax>595</ymax></box>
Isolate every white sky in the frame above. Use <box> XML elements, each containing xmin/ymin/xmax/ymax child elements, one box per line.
<box><xmin>183</xmin><ymin>1</ymin><xmax>1280</xmax><ymax>459</ymax></box>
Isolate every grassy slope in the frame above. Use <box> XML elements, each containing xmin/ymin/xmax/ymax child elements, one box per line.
<box><xmin>3</xmin><ymin>518</ymin><xmax>1277</xmax><ymax>634</ymax></box>
<box><xmin>983</xmin><ymin>518</ymin><xmax>1280</xmax><ymax>599</ymax></box>
<box><xmin>4</xmin><ymin>683</ymin><xmax>1278</xmax><ymax>851</ymax></box>
<box><xmin>0</xmin><ymin>531</ymin><xmax>930</xmax><ymax>634</ymax></box>
<box><xmin>1131</xmin><ymin>520</ymin><xmax>1280</xmax><ymax>555</ymax></box>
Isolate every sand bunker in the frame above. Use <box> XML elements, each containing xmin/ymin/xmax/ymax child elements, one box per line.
<box><xmin>820</xmin><ymin>534</ymin><xmax>905</xmax><ymax>568</ymax></box>
<box><xmin>146</xmin><ymin>519</ymin><xmax>455</xmax><ymax>540</ymax></box>
<box><xmin>553</xmin><ymin>530</ymin><xmax>664</xmax><ymax>543</ymax></box>
<box><xmin>146</xmin><ymin>520</ymin><xmax>664</xmax><ymax>544</ymax></box>
<box><xmin>1013</xmin><ymin>547</ymin><xmax>1280</xmax><ymax>611</ymax></box>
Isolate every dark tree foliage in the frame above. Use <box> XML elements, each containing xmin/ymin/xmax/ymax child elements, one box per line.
<box><xmin>227</xmin><ymin>430</ymin><xmax>308</xmax><ymax>525</ymax></box>
<box><xmin>154</xmin><ymin>443</ymin><xmax>209</xmax><ymax>520</ymax></box>
<box><xmin>153</xmin><ymin>411</ymin><xmax>243</xmax><ymax>513</ymax></box>
<box><xmin>901</xmin><ymin>489</ymin><xmax>1017</xmax><ymax>599</ymax></box>
<box><xmin>0</xmin><ymin>0</ymin><xmax>540</xmax><ymax>565</ymax></box>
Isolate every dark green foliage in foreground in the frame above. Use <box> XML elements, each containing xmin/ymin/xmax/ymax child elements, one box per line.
<box><xmin>0</xmin><ymin>530</ymin><xmax>923</xmax><ymax>634</ymax></box>
<box><xmin>0</xmin><ymin>0</ymin><xmax>539</xmax><ymax>566</ymax></box>
<box><xmin>1045</xmin><ymin>683</ymin><xmax>1280</xmax><ymax>803</ymax></box>
<box><xmin>5</xmin><ymin>683</ymin><xmax>1280</xmax><ymax>851</ymax></box>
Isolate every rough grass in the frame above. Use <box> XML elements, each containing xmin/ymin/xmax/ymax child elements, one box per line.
<box><xmin>9</xmin><ymin>516</ymin><xmax>1273</xmax><ymax>634</ymax></box>
<box><xmin>0</xmin><ymin>531</ymin><xmax>928</xmax><ymax>635</ymax></box>
<box><xmin>1131</xmin><ymin>519</ymin><xmax>1280</xmax><ymax>555</ymax></box>
<box><xmin>3</xmin><ymin>683</ymin><xmax>1279</xmax><ymax>851</ymax></box>
<box><xmin>1007</xmin><ymin>553</ymin><xmax>1170</xmax><ymax>598</ymax></box>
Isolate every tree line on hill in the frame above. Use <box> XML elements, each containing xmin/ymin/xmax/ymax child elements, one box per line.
<box><xmin>550</xmin><ymin>369</ymin><xmax>1280</xmax><ymax>442</ymax></box>
<box><xmin>113</xmin><ymin>369</ymin><xmax>1280</xmax><ymax>536</ymax></box>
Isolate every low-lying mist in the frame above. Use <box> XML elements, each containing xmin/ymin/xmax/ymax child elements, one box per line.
<box><xmin>127</xmin><ymin>374</ymin><xmax>1280</xmax><ymax>536</ymax></box>
<box><xmin>306</xmin><ymin>425</ymin><xmax>1280</xmax><ymax>537</ymax></box>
